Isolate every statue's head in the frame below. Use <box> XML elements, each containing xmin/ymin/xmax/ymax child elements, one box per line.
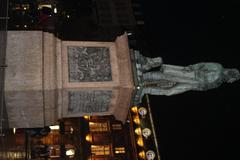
<box><xmin>223</xmin><ymin>69</ymin><xmax>240</xmax><ymax>83</ymax></box>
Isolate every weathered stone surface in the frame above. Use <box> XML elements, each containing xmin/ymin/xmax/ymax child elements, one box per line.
<box><xmin>5</xmin><ymin>31</ymin><xmax>43</xmax><ymax>92</ymax></box>
<box><xmin>5</xmin><ymin>90</ymin><xmax>44</xmax><ymax>128</ymax></box>
<box><xmin>4</xmin><ymin>31</ymin><xmax>135</xmax><ymax>128</ymax></box>
<box><xmin>68</xmin><ymin>46</ymin><xmax>112</xmax><ymax>82</ymax></box>
<box><xmin>61</xmin><ymin>36</ymin><xmax>134</xmax><ymax>121</ymax></box>
<box><xmin>5</xmin><ymin>31</ymin><xmax>44</xmax><ymax>128</ymax></box>
<box><xmin>68</xmin><ymin>90</ymin><xmax>112</xmax><ymax>113</ymax></box>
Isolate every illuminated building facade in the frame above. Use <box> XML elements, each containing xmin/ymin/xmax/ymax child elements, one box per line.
<box><xmin>7</xmin><ymin>0</ymin><xmax>145</xmax><ymax>43</ymax></box>
<box><xmin>0</xmin><ymin>96</ymin><xmax>160</xmax><ymax>160</ymax></box>
<box><xmin>8</xmin><ymin>0</ymin><xmax>57</xmax><ymax>31</ymax></box>
<box><xmin>36</xmin><ymin>116</ymin><xmax>133</xmax><ymax>160</ymax></box>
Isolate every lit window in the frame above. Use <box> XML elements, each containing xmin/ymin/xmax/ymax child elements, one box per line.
<box><xmin>85</xmin><ymin>134</ymin><xmax>93</xmax><ymax>142</ymax></box>
<box><xmin>91</xmin><ymin>145</ymin><xmax>110</xmax><ymax>156</ymax></box>
<box><xmin>50</xmin><ymin>125</ymin><xmax>59</xmax><ymax>130</ymax></box>
<box><xmin>112</xmin><ymin>124</ymin><xmax>122</xmax><ymax>130</ymax></box>
<box><xmin>89</xmin><ymin>122</ymin><xmax>109</xmax><ymax>132</ymax></box>
<box><xmin>22</xmin><ymin>4</ymin><xmax>29</xmax><ymax>10</ymax></box>
<box><xmin>83</xmin><ymin>115</ymin><xmax>90</xmax><ymax>120</ymax></box>
<box><xmin>66</xmin><ymin>149</ymin><xmax>75</xmax><ymax>157</ymax></box>
<box><xmin>115</xmin><ymin>147</ymin><xmax>125</xmax><ymax>154</ymax></box>
<box><xmin>0</xmin><ymin>151</ymin><xmax>25</xmax><ymax>159</ymax></box>
<box><xmin>38</xmin><ymin>4</ymin><xmax>52</xmax><ymax>9</ymax></box>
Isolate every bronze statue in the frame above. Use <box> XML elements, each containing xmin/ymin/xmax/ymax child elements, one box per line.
<box><xmin>134</xmin><ymin>53</ymin><xmax>240</xmax><ymax>102</ymax></box>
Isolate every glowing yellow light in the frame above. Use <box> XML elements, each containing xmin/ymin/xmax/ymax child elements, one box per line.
<box><xmin>115</xmin><ymin>147</ymin><xmax>125</xmax><ymax>154</ymax></box>
<box><xmin>54</xmin><ymin>8</ymin><xmax>57</xmax><ymax>13</ymax></box>
<box><xmin>38</xmin><ymin>4</ymin><xmax>52</xmax><ymax>9</ymax></box>
<box><xmin>13</xmin><ymin>128</ymin><xmax>16</xmax><ymax>134</ymax></box>
<box><xmin>23</xmin><ymin>7</ymin><xmax>27</xmax><ymax>10</ymax></box>
<box><xmin>137</xmin><ymin>137</ymin><xmax>144</xmax><ymax>147</ymax></box>
<box><xmin>133</xmin><ymin>116</ymin><xmax>141</xmax><ymax>125</ymax></box>
<box><xmin>70</xmin><ymin>127</ymin><xmax>74</xmax><ymax>134</ymax></box>
<box><xmin>67</xmin><ymin>15</ymin><xmax>70</xmax><ymax>18</ymax></box>
<box><xmin>138</xmin><ymin>150</ymin><xmax>146</xmax><ymax>159</ymax></box>
<box><xmin>83</xmin><ymin>115</ymin><xmax>90</xmax><ymax>120</ymax></box>
<box><xmin>134</xmin><ymin>127</ymin><xmax>142</xmax><ymax>135</ymax></box>
<box><xmin>66</xmin><ymin>149</ymin><xmax>75</xmax><ymax>156</ymax></box>
<box><xmin>85</xmin><ymin>134</ymin><xmax>92</xmax><ymax>142</ymax></box>
<box><xmin>131</xmin><ymin>106</ymin><xmax>138</xmax><ymax>113</ymax></box>
<box><xmin>49</xmin><ymin>125</ymin><xmax>59</xmax><ymax>130</ymax></box>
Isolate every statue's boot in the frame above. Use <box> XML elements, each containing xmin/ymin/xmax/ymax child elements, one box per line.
<box><xmin>141</xmin><ymin>57</ymin><xmax>163</xmax><ymax>72</ymax></box>
<box><xmin>135</xmin><ymin>52</ymin><xmax>163</xmax><ymax>72</ymax></box>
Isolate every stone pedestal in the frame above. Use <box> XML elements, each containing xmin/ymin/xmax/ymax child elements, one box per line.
<box><xmin>5</xmin><ymin>31</ymin><xmax>135</xmax><ymax>128</ymax></box>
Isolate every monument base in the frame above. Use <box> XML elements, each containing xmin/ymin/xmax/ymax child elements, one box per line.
<box><xmin>5</xmin><ymin>31</ymin><xmax>135</xmax><ymax>128</ymax></box>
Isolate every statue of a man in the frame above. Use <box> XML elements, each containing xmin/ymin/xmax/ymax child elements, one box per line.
<box><xmin>134</xmin><ymin>53</ymin><xmax>240</xmax><ymax>99</ymax></box>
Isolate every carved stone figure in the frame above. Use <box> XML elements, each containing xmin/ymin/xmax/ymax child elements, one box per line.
<box><xmin>134</xmin><ymin>53</ymin><xmax>240</xmax><ymax>100</ymax></box>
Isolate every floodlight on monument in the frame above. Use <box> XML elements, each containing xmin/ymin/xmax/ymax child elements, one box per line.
<box><xmin>137</xmin><ymin>137</ymin><xmax>144</xmax><ymax>147</ymax></box>
<box><xmin>142</xmin><ymin>128</ymin><xmax>152</xmax><ymax>139</ymax></box>
<box><xmin>138</xmin><ymin>150</ymin><xmax>146</xmax><ymax>159</ymax></box>
<box><xmin>138</xmin><ymin>107</ymin><xmax>147</xmax><ymax>117</ymax></box>
<box><xmin>133</xmin><ymin>116</ymin><xmax>141</xmax><ymax>125</ymax></box>
<box><xmin>131</xmin><ymin>106</ymin><xmax>138</xmax><ymax>113</ymax></box>
<box><xmin>134</xmin><ymin>127</ymin><xmax>142</xmax><ymax>136</ymax></box>
<box><xmin>146</xmin><ymin>150</ymin><xmax>156</xmax><ymax>160</ymax></box>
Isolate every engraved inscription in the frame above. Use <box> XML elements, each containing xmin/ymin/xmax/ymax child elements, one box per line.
<box><xmin>68</xmin><ymin>46</ymin><xmax>112</xmax><ymax>82</ymax></box>
<box><xmin>68</xmin><ymin>90</ymin><xmax>112</xmax><ymax>113</ymax></box>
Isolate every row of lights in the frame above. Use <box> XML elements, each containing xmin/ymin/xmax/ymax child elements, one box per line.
<box><xmin>131</xmin><ymin>106</ymin><xmax>156</xmax><ymax>160</ymax></box>
<box><xmin>83</xmin><ymin>116</ymin><xmax>94</xmax><ymax>143</ymax></box>
<box><xmin>15</xmin><ymin>4</ymin><xmax>57</xmax><ymax>13</ymax></box>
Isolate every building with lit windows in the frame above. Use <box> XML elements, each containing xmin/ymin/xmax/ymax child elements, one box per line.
<box><xmin>0</xmin><ymin>95</ymin><xmax>160</xmax><ymax>160</ymax></box>
<box><xmin>28</xmin><ymin>101</ymin><xmax>160</xmax><ymax>160</ymax></box>
<box><xmin>45</xmin><ymin>116</ymin><xmax>132</xmax><ymax>160</ymax></box>
<box><xmin>7</xmin><ymin>0</ymin><xmax>145</xmax><ymax>44</ymax></box>
<box><xmin>8</xmin><ymin>0</ymin><xmax>57</xmax><ymax>31</ymax></box>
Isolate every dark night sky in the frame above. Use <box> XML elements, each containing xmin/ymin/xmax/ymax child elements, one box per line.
<box><xmin>140</xmin><ymin>1</ymin><xmax>240</xmax><ymax>160</ymax></box>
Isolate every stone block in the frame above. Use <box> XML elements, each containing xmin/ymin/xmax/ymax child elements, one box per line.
<box><xmin>5</xmin><ymin>31</ymin><xmax>135</xmax><ymax>128</ymax></box>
